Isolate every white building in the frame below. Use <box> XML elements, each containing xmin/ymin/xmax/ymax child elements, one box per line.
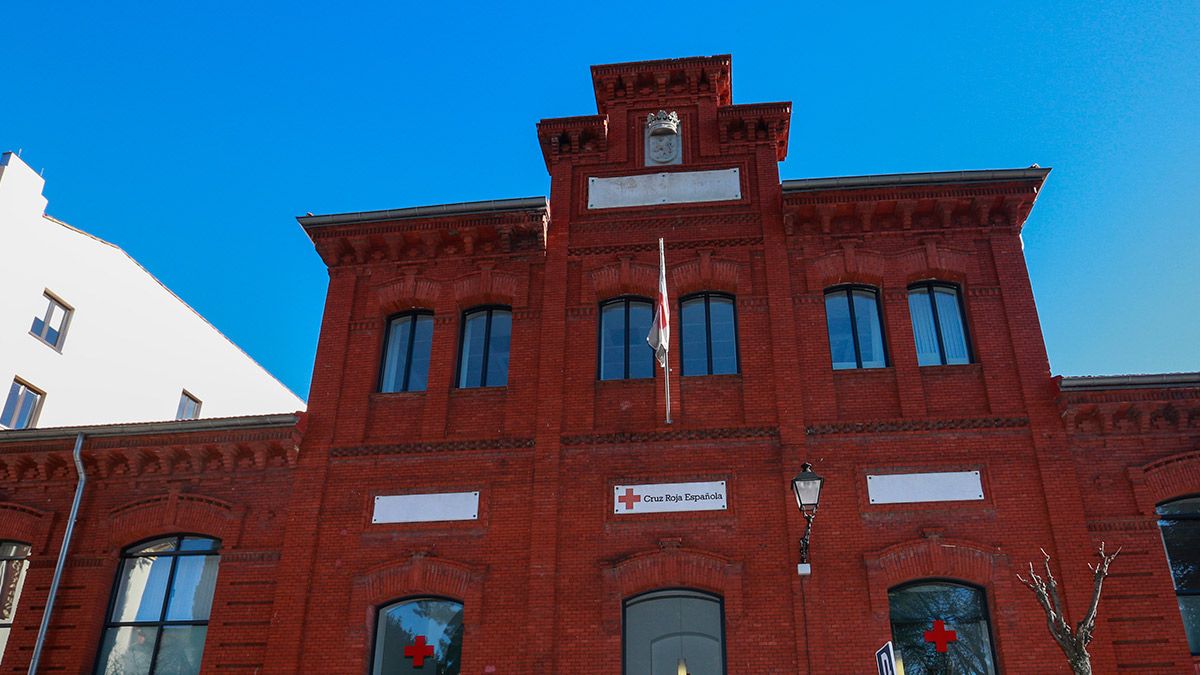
<box><xmin>0</xmin><ymin>152</ymin><xmax>304</xmax><ymax>428</ymax></box>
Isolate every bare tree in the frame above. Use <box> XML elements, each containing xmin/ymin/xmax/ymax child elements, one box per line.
<box><xmin>1017</xmin><ymin>543</ymin><xmax>1121</xmax><ymax>675</ymax></box>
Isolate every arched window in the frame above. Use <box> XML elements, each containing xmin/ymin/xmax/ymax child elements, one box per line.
<box><xmin>824</xmin><ymin>286</ymin><xmax>887</xmax><ymax>369</ymax></box>
<box><xmin>623</xmin><ymin>589</ymin><xmax>725</xmax><ymax>675</ymax></box>
<box><xmin>0</xmin><ymin>541</ymin><xmax>31</xmax><ymax>665</ymax></box>
<box><xmin>95</xmin><ymin>536</ymin><xmax>220</xmax><ymax>675</ymax></box>
<box><xmin>381</xmin><ymin>312</ymin><xmax>435</xmax><ymax>392</ymax></box>
<box><xmin>888</xmin><ymin>581</ymin><xmax>997</xmax><ymax>675</ymax></box>
<box><xmin>1157</xmin><ymin>497</ymin><xmax>1200</xmax><ymax>655</ymax></box>
<box><xmin>680</xmin><ymin>293</ymin><xmax>738</xmax><ymax>376</ymax></box>
<box><xmin>599</xmin><ymin>297</ymin><xmax>655</xmax><ymax>380</ymax></box>
<box><xmin>457</xmin><ymin>307</ymin><xmax>511</xmax><ymax>388</ymax></box>
<box><xmin>373</xmin><ymin>597</ymin><xmax>464</xmax><ymax>674</ymax></box>
<box><xmin>908</xmin><ymin>282</ymin><xmax>971</xmax><ymax>366</ymax></box>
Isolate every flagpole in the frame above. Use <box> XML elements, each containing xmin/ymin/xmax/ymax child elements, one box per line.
<box><xmin>660</xmin><ymin>238</ymin><xmax>672</xmax><ymax>425</ymax></box>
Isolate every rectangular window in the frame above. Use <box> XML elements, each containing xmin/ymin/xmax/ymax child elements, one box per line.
<box><xmin>1</xmin><ymin>380</ymin><xmax>43</xmax><ymax>430</ymax></box>
<box><xmin>30</xmin><ymin>291</ymin><xmax>72</xmax><ymax>350</ymax></box>
<box><xmin>176</xmin><ymin>392</ymin><xmax>201</xmax><ymax>420</ymax></box>
<box><xmin>825</xmin><ymin>286</ymin><xmax>887</xmax><ymax>370</ymax></box>
<box><xmin>380</xmin><ymin>312</ymin><xmax>435</xmax><ymax>392</ymax></box>
<box><xmin>457</xmin><ymin>308</ymin><xmax>511</xmax><ymax>388</ymax></box>
<box><xmin>908</xmin><ymin>283</ymin><xmax>972</xmax><ymax>366</ymax></box>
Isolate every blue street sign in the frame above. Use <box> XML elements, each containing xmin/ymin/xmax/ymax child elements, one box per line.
<box><xmin>876</xmin><ymin>641</ymin><xmax>903</xmax><ymax>675</ymax></box>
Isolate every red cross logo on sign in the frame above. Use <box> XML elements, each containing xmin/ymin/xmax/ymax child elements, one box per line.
<box><xmin>617</xmin><ymin>487</ymin><xmax>641</xmax><ymax>511</ymax></box>
<box><xmin>404</xmin><ymin>635</ymin><xmax>435</xmax><ymax>667</ymax></box>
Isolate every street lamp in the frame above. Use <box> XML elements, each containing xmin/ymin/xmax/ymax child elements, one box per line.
<box><xmin>791</xmin><ymin>462</ymin><xmax>824</xmax><ymax>575</ymax></box>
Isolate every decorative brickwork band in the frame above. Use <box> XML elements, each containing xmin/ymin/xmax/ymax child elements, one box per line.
<box><xmin>330</xmin><ymin>437</ymin><xmax>536</xmax><ymax>457</ymax></box>
<box><xmin>562</xmin><ymin>426</ymin><xmax>778</xmax><ymax>447</ymax></box>
<box><xmin>806</xmin><ymin>417</ymin><xmax>1028</xmax><ymax>435</ymax></box>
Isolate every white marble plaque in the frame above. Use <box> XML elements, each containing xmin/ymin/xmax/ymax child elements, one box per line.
<box><xmin>613</xmin><ymin>481</ymin><xmax>727</xmax><ymax>514</ymax></box>
<box><xmin>867</xmin><ymin>471</ymin><xmax>983</xmax><ymax>505</ymax></box>
<box><xmin>587</xmin><ymin>168</ymin><xmax>741</xmax><ymax>209</ymax></box>
<box><xmin>372</xmin><ymin>491</ymin><xmax>479</xmax><ymax>524</ymax></box>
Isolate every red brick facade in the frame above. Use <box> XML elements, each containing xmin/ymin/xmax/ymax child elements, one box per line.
<box><xmin>2</xmin><ymin>55</ymin><xmax>1199</xmax><ymax>674</ymax></box>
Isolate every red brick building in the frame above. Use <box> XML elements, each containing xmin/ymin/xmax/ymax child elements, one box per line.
<box><xmin>1</xmin><ymin>55</ymin><xmax>1198</xmax><ymax>675</ymax></box>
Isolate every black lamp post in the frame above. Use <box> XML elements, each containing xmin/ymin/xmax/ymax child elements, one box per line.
<box><xmin>791</xmin><ymin>462</ymin><xmax>824</xmax><ymax>571</ymax></box>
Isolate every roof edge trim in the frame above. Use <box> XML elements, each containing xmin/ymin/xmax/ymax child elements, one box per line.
<box><xmin>298</xmin><ymin>196</ymin><xmax>548</xmax><ymax>229</ymax></box>
<box><xmin>1060</xmin><ymin>372</ymin><xmax>1200</xmax><ymax>391</ymax></box>
<box><xmin>781</xmin><ymin>168</ymin><xmax>1051</xmax><ymax>193</ymax></box>
<box><xmin>0</xmin><ymin>413</ymin><xmax>300</xmax><ymax>443</ymax></box>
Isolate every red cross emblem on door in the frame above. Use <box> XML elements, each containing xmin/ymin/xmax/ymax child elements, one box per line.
<box><xmin>404</xmin><ymin>635</ymin><xmax>436</xmax><ymax>667</ymax></box>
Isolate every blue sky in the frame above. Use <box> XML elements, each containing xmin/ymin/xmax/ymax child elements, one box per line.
<box><xmin>2</xmin><ymin>1</ymin><xmax>1196</xmax><ymax>399</ymax></box>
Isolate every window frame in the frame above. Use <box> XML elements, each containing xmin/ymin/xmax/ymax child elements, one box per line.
<box><xmin>0</xmin><ymin>540</ymin><xmax>32</xmax><ymax>665</ymax></box>
<box><xmin>824</xmin><ymin>284</ymin><xmax>889</xmax><ymax>370</ymax></box>
<box><xmin>29</xmin><ymin>290</ymin><xmax>73</xmax><ymax>351</ymax></box>
<box><xmin>679</xmin><ymin>292</ymin><xmax>740</xmax><ymax>377</ymax></box>
<box><xmin>175</xmin><ymin>391</ymin><xmax>202</xmax><ymax>421</ymax></box>
<box><xmin>622</xmin><ymin>587</ymin><xmax>728</xmax><ymax>675</ymax></box>
<box><xmin>94</xmin><ymin>534</ymin><xmax>221</xmax><ymax>675</ymax></box>
<box><xmin>1157</xmin><ymin>495</ymin><xmax>1200</xmax><ymax>655</ymax></box>
<box><xmin>1</xmin><ymin>378</ymin><xmax>45</xmax><ymax>430</ymax></box>
<box><xmin>887</xmin><ymin>578</ymin><xmax>999</xmax><ymax>674</ymax></box>
<box><xmin>455</xmin><ymin>306</ymin><xmax>512</xmax><ymax>389</ymax></box>
<box><xmin>370</xmin><ymin>594</ymin><xmax>465</xmax><ymax>675</ymax></box>
<box><xmin>378</xmin><ymin>310</ymin><xmax>435</xmax><ymax>393</ymax></box>
<box><xmin>597</xmin><ymin>296</ymin><xmax>655</xmax><ymax>381</ymax></box>
<box><xmin>908</xmin><ymin>281</ymin><xmax>973</xmax><ymax>366</ymax></box>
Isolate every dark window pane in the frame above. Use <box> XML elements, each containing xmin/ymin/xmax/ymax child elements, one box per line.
<box><xmin>407</xmin><ymin>315</ymin><xmax>434</xmax><ymax>392</ymax></box>
<box><xmin>908</xmin><ymin>288</ymin><xmax>941</xmax><ymax>366</ymax></box>
<box><xmin>381</xmin><ymin>316</ymin><xmax>414</xmax><ymax>393</ymax></box>
<box><xmin>111</xmin><ymin>557</ymin><xmax>173</xmax><ymax>622</ymax></box>
<box><xmin>178</xmin><ymin>537</ymin><xmax>218</xmax><ymax>552</ymax></box>
<box><xmin>14</xmin><ymin>387</ymin><xmax>40</xmax><ymax>429</ymax></box>
<box><xmin>1161</xmin><ymin>518</ymin><xmax>1200</xmax><ymax>591</ymax></box>
<box><xmin>627</xmin><ymin>302</ymin><xmax>655</xmax><ymax>379</ymax></box>
<box><xmin>97</xmin><ymin>626</ymin><xmax>157</xmax><ymax>675</ymax></box>
<box><xmin>600</xmin><ymin>303</ymin><xmax>627</xmax><ymax>381</ymax></box>
<box><xmin>165</xmin><ymin>555</ymin><xmax>219</xmax><ymax>621</ymax></box>
<box><xmin>624</xmin><ymin>590</ymin><xmax>725</xmax><ymax>675</ymax></box>
<box><xmin>825</xmin><ymin>293</ymin><xmax>856</xmax><ymax>369</ymax></box>
<box><xmin>458</xmin><ymin>312</ymin><xmax>487</xmax><ymax>388</ymax></box>
<box><xmin>153</xmin><ymin>626</ymin><xmax>207</xmax><ymax>675</ymax></box>
<box><xmin>853</xmin><ymin>290</ymin><xmax>886</xmax><ymax>368</ymax></box>
<box><xmin>0</xmin><ymin>542</ymin><xmax>31</xmax><ymax>558</ymax></box>
<box><xmin>889</xmin><ymin>583</ymin><xmax>996</xmax><ymax>675</ymax></box>
<box><xmin>708</xmin><ymin>297</ymin><xmax>737</xmax><ymax>375</ymax></box>
<box><xmin>1157</xmin><ymin>497</ymin><xmax>1200</xmax><ymax>517</ymax></box>
<box><xmin>681</xmin><ymin>298</ymin><xmax>709</xmax><ymax>376</ymax></box>
<box><xmin>485</xmin><ymin>311</ymin><xmax>511</xmax><ymax>387</ymax></box>
<box><xmin>934</xmin><ymin>287</ymin><xmax>970</xmax><ymax>364</ymax></box>
<box><xmin>373</xmin><ymin>598</ymin><xmax>464</xmax><ymax>675</ymax></box>
<box><xmin>1179</xmin><ymin>595</ymin><xmax>1200</xmax><ymax>655</ymax></box>
<box><xmin>30</xmin><ymin>317</ymin><xmax>45</xmax><ymax>338</ymax></box>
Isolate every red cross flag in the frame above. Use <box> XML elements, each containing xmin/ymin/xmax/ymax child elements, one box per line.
<box><xmin>647</xmin><ymin>238</ymin><xmax>669</xmax><ymax>367</ymax></box>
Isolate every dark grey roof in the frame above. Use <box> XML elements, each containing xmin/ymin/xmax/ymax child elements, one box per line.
<box><xmin>1059</xmin><ymin>373</ymin><xmax>1200</xmax><ymax>391</ymax></box>
<box><xmin>298</xmin><ymin>196</ymin><xmax>548</xmax><ymax>229</ymax></box>
<box><xmin>0</xmin><ymin>413</ymin><xmax>299</xmax><ymax>443</ymax></box>
<box><xmin>781</xmin><ymin>167</ymin><xmax>1051</xmax><ymax>193</ymax></box>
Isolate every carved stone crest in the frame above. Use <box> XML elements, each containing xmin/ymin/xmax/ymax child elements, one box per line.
<box><xmin>645</xmin><ymin>110</ymin><xmax>681</xmax><ymax>166</ymax></box>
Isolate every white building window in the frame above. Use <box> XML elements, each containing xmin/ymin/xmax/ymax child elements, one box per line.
<box><xmin>0</xmin><ymin>541</ymin><xmax>32</xmax><ymax>665</ymax></box>
<box><xmin>30</xmin><ymin>292</ymin><xmax>72</xmax><ymax>350</ymax></box>
<box><xmin>1</xmin><ymin>380</ymin><xmax>44</xmax><ymax>430</ymax></box>
<box><xmin>176</xmin><ymin>392</ymin><xmax>201</xmax><ymax>420</ymax></box>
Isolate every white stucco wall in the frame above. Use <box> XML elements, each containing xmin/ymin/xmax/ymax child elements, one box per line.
<box><xmin>0</xmin><ymin>152</ymin><xmax>305</xmax><ymax>428</ymax></box>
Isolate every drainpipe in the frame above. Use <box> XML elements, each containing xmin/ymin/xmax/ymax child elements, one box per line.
<box><xmin>27</xmin><ymin>432</ymin><xmax>86</xmax><ymax>675</ymax></box>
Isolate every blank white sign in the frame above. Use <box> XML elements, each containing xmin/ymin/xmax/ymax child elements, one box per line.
<box><xmin>867</xmin><ymin>471</ymin><xmax>983</xmax><ymax>505</ymax></box>
<box><xmin>587</xmin><ymin>168</ymin><xmax>741</xmax><ymax>209</ymax></box>
<box><xmin>372</xmin><ymin>491</ymin><xmax>479</xmax><ymax>524</ymax></box>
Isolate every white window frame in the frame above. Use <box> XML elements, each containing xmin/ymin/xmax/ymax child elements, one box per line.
<box><xmin>1</xmin><ymin>379</ymin><xmax>45</xmax><ymax>430</ymax></box>
<box><xmin>176</xmin><ymin>391</ymin><xmax>202</xmax><ymax>420</ymax></box>
<box><xmin>29</xmin><ymin>290</ymin><xmax>73</xmax><ymax>351</ymax></box>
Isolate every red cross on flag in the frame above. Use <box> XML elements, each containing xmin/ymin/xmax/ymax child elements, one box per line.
<box><xmin>647</xmin><ymin>238</ymin><xmax>670</xmax><ymax>368</ymax></box>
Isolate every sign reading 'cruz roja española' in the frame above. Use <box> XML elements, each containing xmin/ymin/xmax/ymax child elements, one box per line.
<box><xmin>613</xmin><ymin>481</ymin><xmax>727</xmax><ymax>515</ymax></box>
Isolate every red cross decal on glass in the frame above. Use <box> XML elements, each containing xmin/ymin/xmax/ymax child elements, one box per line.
<box><xmin>404</xmin><ymin>635</ymin><xmax>436</xmax><ymax>667</ymax></box>
<box><xmin>923</xmin><ymin>620</ymin><xmax>957</xmax><ymax>653</ymax></box>
<box><xmin>617</xmin><ymin>488</ymin><xmax>641</xmax><ymax>510</ymax></box>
